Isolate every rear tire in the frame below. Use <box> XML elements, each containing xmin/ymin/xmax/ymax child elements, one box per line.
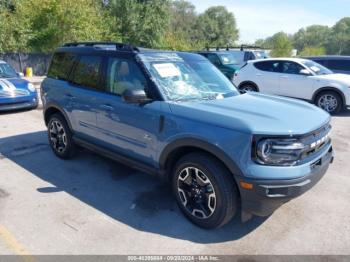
<box><xmin>315</xmin><ymin>91</ymin><xmax>343</xmax><ymax>114</ymax></box>
<box><xmin>172</xmin><ymin>153</ymin><xmax>239</xmax><ymax>229</ymax></box>
<box><xmin>47</xmin><ymin>113</ymin><xmax>77</xmax><ymax>159</ymax></box>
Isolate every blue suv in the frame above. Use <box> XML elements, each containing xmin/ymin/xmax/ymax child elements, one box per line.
<box><xmin>41</xmin><ymin>42</ymin><xmax>334</xmax><ymax>229</ymax></box>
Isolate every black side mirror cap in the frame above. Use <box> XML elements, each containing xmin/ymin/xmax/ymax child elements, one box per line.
<box><xmin>122</xmin><ymin>89</ymin><xmax>153</xmax><ymax>105</ymax></box>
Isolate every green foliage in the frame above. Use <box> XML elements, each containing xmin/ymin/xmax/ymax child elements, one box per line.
<box><xmin>109</xmin><ymin>0</ymin><xmax>170</xmax><ymax>48</ymax></box>
<box><xmin>196</xmin><ymin>6</ymin><xmax>239</xmax><ymax>47</ymax></box>
<box><xmin>328</xmin><ymin>17</ymin><xmax>350</xmax><ymax>55</ymax></box>
<box><xmin>299</xmin><ymin>46</ymin><xmax>326</xmax><ymax>56</ymax></box>
<box><xmin>268</xmin><ymin>32</ymin><xmax>293</xmax><ymax>57</ymax></box>
<box><xmin>293</xmin><ymin>25</ymin><xmax>331</xmax><ymax>52</ymax></box>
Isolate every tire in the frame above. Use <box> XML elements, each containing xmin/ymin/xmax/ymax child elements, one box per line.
<box><xmin>315</xmin><ymin>91</ymin><xmax>343</xmax><ymax>114</ymax></box>
<box><xmin>172</xmin><ymin>153</ymin><xmax>239</xmax><ymax>229</ymax></box>
<box><xmin>47</xmin><ymin>113</ymin><xmax>77</xmax><ymax>159</ymax></box>
<box><xmin>239</xmin><ymin>83</ymin><xmax>258</xmax><ymax>93</ymax></box>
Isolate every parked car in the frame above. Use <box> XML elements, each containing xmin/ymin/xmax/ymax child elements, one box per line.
<box><xmin>0</xmin><ymin>60</ymin><xmax>38</xmax><ymax>111</ymax></box>
<box><xmin>42</xmin><ymin>42</ymin><xmax>333</xmax><ymax>229</ymax></box>
<box><xmin>233</xmin><ymin>58</ymin><xmax>350</xmax><ymax>114</ymax></box>
<box><xmin>197</xmin><ymin>50</ymin><xmax>241</xmax><ymax>81</ymax></box>
<box><xmin>306</xmin><ymin>56</ymin><xmax>350</xmax><ymax>75</ymax></box>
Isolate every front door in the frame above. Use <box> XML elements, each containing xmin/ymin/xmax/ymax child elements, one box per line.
<box><xmin>95</xmin><ymin>57</ymin><xmax>161</xmax><ymax>165</ymax></box>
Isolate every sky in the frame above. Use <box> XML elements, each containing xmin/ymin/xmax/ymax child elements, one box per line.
<box><xmin>188</xmin><ymin>0</ymin><xmax>350</xmax><ymax>43</ymax></box>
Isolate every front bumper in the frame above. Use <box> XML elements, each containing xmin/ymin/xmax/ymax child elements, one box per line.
<box><xmin>239</xmin><ymin>145</ymin><xmax>334</xmax><ymax>217</ymax></box>
<box><xmin>0</xmin><ymin>95</ymin><xmax>38</xmax><ymax>111</ymax></box>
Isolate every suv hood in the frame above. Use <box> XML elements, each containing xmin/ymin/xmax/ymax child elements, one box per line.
<box><xmin>169</xmin><ymin>93</ymin><xmax>330</xmax><ymax>135</ymax></box>
<box><xmin>314</xmin><ymin>73</ymin><xmax>350</xmax><ymax>84</ymax></box>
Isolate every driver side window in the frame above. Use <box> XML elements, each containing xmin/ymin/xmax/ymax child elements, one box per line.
<box><xmin>106</xmin><ymin>58</ymin><xmax>148</xmax><ymax>96</ymax></box>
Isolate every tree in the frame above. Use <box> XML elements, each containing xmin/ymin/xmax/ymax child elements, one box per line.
<box><xmin>269</xmin><ymin>32</ymin><xmax>293</xmax><ymax>57</ymax></box>
<box><xmin>299</xmin><ymin>46</ymin><xmax>326</xmax><ymax>56</ymax></box>
<box><xmin>328</xmin><ymin>17</ymin><xmax>350</xmax><ymax>55</ymax></box>
<box><xmin>109</xmin><ymin>0</ymin><xmax>170</xmax><ymax>48</ymax></box>
<box><xmin>26</xmin><ymin>0</ymin><xmax>115</xmax><ymax>52</ymax></box>
<box><xmin>196</xmin><ymin>6</ymin><xmax>238</xmax><ymax>47</ymax></box>
<box><xmin>0</xmin><ymin>0</ymin><xmax>31</xmax><ymax>52</ymax></box>
<box><xmin>293</xmin><ymin>25</ymin><xmax>330</xmax><ymax>52</ymax></box>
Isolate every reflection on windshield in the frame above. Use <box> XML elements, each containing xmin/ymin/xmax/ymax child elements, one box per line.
<box><xmin>218</xmin><ymin>54</ymin><xmax>239</xmax><ymax>65</ymax></box>
<box><xmin>0</xmin><ymin>63</ymin><xmax>18</xmax><ymax>78</ymax></box>
<box><xmin>138</xmin><ymin>53</ymin><xmax>239</xmax><ymax>101</ymax></box>
<box><xmin>301</xmin><ymin>60</ymin><xmax>333</xmax><ymax>75</ymax></box>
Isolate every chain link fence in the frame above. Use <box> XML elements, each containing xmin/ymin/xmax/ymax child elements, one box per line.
<box><xmin>0</xmin><ymin>53</ymin><xmax>52</xmax><ymax>76</ymax></box>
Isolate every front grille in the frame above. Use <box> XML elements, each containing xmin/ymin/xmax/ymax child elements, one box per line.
<box><xmin>0</xmin><ymin>89</ymin><xmax>30</xmax><ymax>97</ymax></box>
<box><xmin>300</xmin><ymin>123</ymin><xmax>331</xmax><ymax>160</ymax></box>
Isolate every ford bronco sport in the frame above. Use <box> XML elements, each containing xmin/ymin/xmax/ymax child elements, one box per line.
<box><xmin>41</xmin><ymin>42</ymin><xmax>334</xmax><ymax>229</ymax></box>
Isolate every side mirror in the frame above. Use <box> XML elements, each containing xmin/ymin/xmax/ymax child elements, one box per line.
<box><xmin>300</xmin><ymin>69</ymin><xmax>311</xmax><ymax>76</ymax></box>
<box><xmin>122</xmin><ymin>89</ymin><xmax>152</xmax><ymax>105</ymax></box>
<box><xmin>17</xmin><ymin>72</ymin><xmax>24</xmax><ymax>77</ymax></box>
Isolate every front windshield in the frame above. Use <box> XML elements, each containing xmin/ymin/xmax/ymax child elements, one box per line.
<box><xmin>301</xmin><ymin>60</ymin><xmax>333</xmax><ymax>75</ymax></box>
<box><xmin>138</xmin><ymin>53</ymin><xmax>239</xmax><ymax>102</ymax></box>
<box><xmin>0</xmin><ymin>63</ymin><xmax>17</xmax><ymax>78</ymax></box>
<box><xmin>218</xmin><ymin>53</ymin><xmax>239</xmax><ymax>65</ymax></box>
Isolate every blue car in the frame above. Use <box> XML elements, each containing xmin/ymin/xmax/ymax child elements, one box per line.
<box><xmin>0</xmin><ymin>60</ymin><xmax>38</xmax><ymax>111</ymax></box>
<box><xmin>42</xmin><ymin>42</ymin><xmax>333</xmax><ymax>229</ymax></box>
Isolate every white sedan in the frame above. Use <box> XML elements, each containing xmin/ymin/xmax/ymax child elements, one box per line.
<box><xmin>233</xmin><ymin>58</ymin><xmax>350</xmax><ymax>114</ymax></box>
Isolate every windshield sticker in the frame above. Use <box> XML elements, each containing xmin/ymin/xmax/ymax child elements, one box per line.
<box><xmin>310</xmin><ymin>66</ymin><xmax>320</xmax><ymax>72</ymax></box>
<box><xmin>137</xmin><ymin>53</ymin><xmax>183</xmax><ymax>63</ymax></box>
<box><xmin>153</xmin><ymin>63</ymin><xmax>181</xmax><ymax>78</ymax></box>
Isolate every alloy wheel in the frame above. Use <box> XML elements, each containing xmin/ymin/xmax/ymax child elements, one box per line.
<box><xmin>318</xmin><ymin>94</ymin><xmax>338</xmax><ymax>113</ymax></box>
<box><xmin>49</xmin><ymin>120</ymin><xmax>67</xmax><ymax>154</ymax></box>
<box><xmin>177</xmin><ymin>167</ymin><xmax>216</xmax><ymax>219</ymax></box>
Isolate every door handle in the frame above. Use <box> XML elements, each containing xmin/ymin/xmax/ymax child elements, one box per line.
<box><xmin>256</xmin><ymin>73</ymin><xmax>263</xmax><ymax>76</ymax></box>
<box><xmin>280</xmin><ymin>75</ymin><xmax>289</xmax><ymax>79</ymax></box>
<box><xmin>100</xmin><ymin>104</ymin><xmax>114</xmax><ymax>111</ymax></box>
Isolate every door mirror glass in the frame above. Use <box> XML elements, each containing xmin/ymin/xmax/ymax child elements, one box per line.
<box><xmin>122</xmin><ymin>89</ymin><xmax>152</xmax><ymax>104</ymax></box>
<box><xmin>300</xmin><ymin>69</ymin><xmax>311</xmax><ymax>76</ymax></box>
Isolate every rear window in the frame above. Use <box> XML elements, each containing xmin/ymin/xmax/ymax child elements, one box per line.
<box><xmin>327</xmin><ymin>60</ymin><xmax>350</xmax><ymax>71</ymax></box>
<box><xmin>254</xmin><ymin>61</ymin><xmax>280</xmax><ymax>72</ymax></box>
<box><xmin>48</xmin><ymin>52</ymin><xmax>76</xmax><ymax>80</ymax></box>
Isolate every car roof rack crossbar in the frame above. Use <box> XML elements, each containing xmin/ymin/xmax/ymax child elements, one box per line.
<box><xmin>63</xmin><ymin>42</ymin><xmax>140</xmax><ymax>52</ymax></box>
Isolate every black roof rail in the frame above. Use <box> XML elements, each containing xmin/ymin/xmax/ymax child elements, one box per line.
<box><xmin>205</xmin><ymin>45</ymin><xmax>267</xmax><ymax>51</ymax></box>
<box><xmin>62</xmin><ymin>42</ymin><xmax>140</xmax><ymax>52</ymax></box>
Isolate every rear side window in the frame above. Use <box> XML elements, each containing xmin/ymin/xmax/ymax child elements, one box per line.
<box><xmin>48</xmin><ymin>52</ymin><xmax>76</xmax><ymax>80</ymax></box>
<box><xmin>71</xmin><ymin>56</ymin><xmax>103</xmax><ymax>90</ymax></box>
<box><xmin>254</xmin><ymin>61</ymin><xmax>280</xmax><ymax>72</ymax></box>
<box><xmin>327</xmin><ymin>60</ymin><xmax>350</xmax><ymax>71</ymax></box>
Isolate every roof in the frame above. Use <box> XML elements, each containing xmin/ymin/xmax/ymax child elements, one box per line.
<box><xmin>305</xmin><ymin>55</ymin><xmax>350</xmax><ymax>60</ymax></box>
<box><xmin>56</xmin><ymin>42</ymin><xmax>206</xmax><ymax>61</ymax></box>
<box><xmin>247</xmin><ymin>57</ymin><xmax>310</xmax><ymax>63</ymax></box>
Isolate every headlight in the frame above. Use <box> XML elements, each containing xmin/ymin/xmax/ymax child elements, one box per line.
<box><xmin>27</xmin><ymin>83</ymin><xmax>36</xmax><ymax>92</ymax></box>
<box><xmin>253</xmin><ymin>138</ymin><xmax>306</xmax><ymax>166</ymax></box>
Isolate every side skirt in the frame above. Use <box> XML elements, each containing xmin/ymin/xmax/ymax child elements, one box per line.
<box><xmin>73</xmin><ymin>136</ymin><xmax>164</xmax><ymax>177</ymax></box>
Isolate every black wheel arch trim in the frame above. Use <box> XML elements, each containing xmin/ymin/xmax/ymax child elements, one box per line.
<box><xmin>238</xmin><ymin>81</ymin><xmax>259</xmax><ymax>91</ymax></box>
<box><xmin>43</xmin><ymin>102</ymin><xmax>73</xmax><ymax>131</ymax></box>
<box><xmin>159</xmin><ymin>138</ymin><xmax>245</xmax><ymax>180</ymax></box>
<box><xmin>312</xmin><ymin>87</ymin><xmax>346</xmax><ymax>108</ymax></box>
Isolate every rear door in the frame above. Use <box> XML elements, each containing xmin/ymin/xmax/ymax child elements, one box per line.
<box><xmin>94</xmin><ymin>56</ymin><xmax>161</xmax><ymax>165</ymax></box>
<box><xmin>67</xmin><ymin>55</ymin><xmax>103</xmax><ymax>140</ymax></box>
<box><xmin>252</xmin><ymin>60</ymin><xmax>281</xmax><ymax>94</ymax></box>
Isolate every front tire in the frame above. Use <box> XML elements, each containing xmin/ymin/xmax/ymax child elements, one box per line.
<box><xmin>172</xmin><ymin>153</ymin><xmax>239</xmax><ymax>229</ymax></box>
<box><xmin>47</xmin><ymin>113</ymin><xmax>77</xmax><ymax>159</ymax></box>
<box><xmin>315</xmin><ymin>91</ymin><xmax>343</xmax><ymax>114</ymax></box>
<box><xmin>239</xmin><ymin>83</ymin><xmax>258</xmax><ymax>93</ymax></box>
